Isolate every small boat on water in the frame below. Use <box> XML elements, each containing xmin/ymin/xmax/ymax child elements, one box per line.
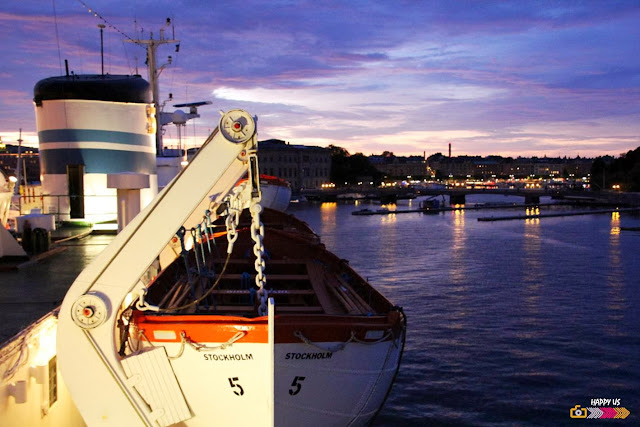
<box><xmin>352</xmin><ymin>208</ymin><xmax>375</xmax><ymax>216</ymax></box>
<box><xmin>56</xmin><ymin>110</ymin><xmax>406</xmax><ymax>426</ymax></box>
<box><xmin>352</xmin><ymin>207</ymin><xmax>393</xmax><ymax>216</ymax></box>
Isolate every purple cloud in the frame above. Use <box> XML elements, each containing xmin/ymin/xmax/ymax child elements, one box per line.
<box><xmin>0</xmin><ymin>1</ymin><xmax>638</xmax><ymax>158</ymax></box>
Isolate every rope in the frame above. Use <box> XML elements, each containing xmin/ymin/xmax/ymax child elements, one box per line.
<box><xmin>181</xmin><ymin>330</ymin><xmax>247</xmax><ymax>352</ymax></box>
<box><xmin>136</xmin><ymin>329</ymin><xmax>247</xmax><ymax>360</ymax></box>
<box><xmin>74</xmin><ymin>0</ymin><xmax>140</xmax><ymax>45</ymax></box>
<box><xmin>51</xmin><ymin>0</ymin><xmax>63</xmax><ymax>74</ymax></box>
<box><xmin>135</xmin><ymin>250</ymin><xmax>231</xmax><ymax>313</ymax></box>
<box><xmin>164</xmin><ymin>252</ymin><xmax>231</xmax><ymax>312</ymax></box>
<box><xmin>369</xmin><ymin>306</ymin><xmax>407</xmax><ymax>422</ymax></box>
<box><xmin>293</xmin><ymin>329</ymin><xmax>393</xmax><ymax>354</ymax></box>
<box><xmin>168</xmin><ymin>336</ymin><xmax>185</xmax><ymax>360</ymax></box>
<box><xmin>1</xmin><ymin>336</ymin><xmax>29</xmax><ymax>381</ymax></box>
<box><xmin>346</xmin><ymin>331</ymin><xmax>397</xmax><ymax>425</ymax></box>
<box><xmin>352</xmin><ymin>330</ymin><xmax>393</xmax><ymax>345</ymax></box>
<box><xmin>294</xmin><ymin>330</ymin><xmax>351</xmax><ymax>353</ymax></box>
<box><xmin>137</xmin><ymin>173</ymin><xmax>268</xmax><ymax>316</ymax></box>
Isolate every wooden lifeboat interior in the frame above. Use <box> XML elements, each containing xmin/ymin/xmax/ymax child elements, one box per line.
<box><xmin>143</xmin><ymin>209</ymin><xmax>393</xmax><ymax>318</ymax></box>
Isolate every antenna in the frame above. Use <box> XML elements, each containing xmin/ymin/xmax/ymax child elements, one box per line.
<box><xmin>159</xmin><ymin>101</ymin><xmax>212</xmax><ymax>156</ymax></box>
<box><xmin>173</xmin><ymin>101</ymin><xmax>212</xmax><ymax>115</ymax></box>
<box><xmin>98</xmin><ymin>24</ymin><xmax>106</xmax><ymax>75</ymax></box>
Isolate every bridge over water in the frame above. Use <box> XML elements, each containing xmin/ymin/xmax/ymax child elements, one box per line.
<box><xmin>301</xmin><ymin>187</ymin><xmax>640</xmax><ymax>206</ymax></box>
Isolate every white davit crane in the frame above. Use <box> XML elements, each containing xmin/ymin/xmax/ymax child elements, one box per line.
<box><xmin>57</xmin><ymin>110</ymin><xmax>262</xmax><ymax>426</ymax></box>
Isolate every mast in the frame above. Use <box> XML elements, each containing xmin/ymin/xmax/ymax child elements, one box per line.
<box><xmin>14</xmin><ymin>129</ymin><xmax>22</xmax><ymax>196</ymax></box>
<box><xmin>126</xmin><ymin>19</ymin><xmax>179</xmax><ymax>157</ymax></box>
<box><xmin>98</xmin><ymin>24</ymin><xmax>106</xmax><ymax>75</ymax></box>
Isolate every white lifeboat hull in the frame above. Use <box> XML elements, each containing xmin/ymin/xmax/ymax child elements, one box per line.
<box><xmin>238</xmin><ymin>174</ymin><xmax>291</xmax><ymax>212</ymax></box>
<box><xmin>133</xmin><ymin>313</ymin><xmax>404</xmax><ymax>426</ymax></box>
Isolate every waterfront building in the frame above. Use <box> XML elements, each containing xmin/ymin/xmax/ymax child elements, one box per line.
<box><xmin>0</xmin><ymin>144</ymin><xmax>41</xmax><ymax>184</ymax></box>
<box><xmin>257</xmin><ymin>139</ymin><xmax>331</xmax><ymax>191</ymax></box>
<box><xmin>428</xmin><ymin>153</ymin><xmax>594</xmax><ymax>179</ymax></box>
<box><xmin>369</xmin><ymin>152</ymin><xmax>428</xmax><ymax>179</ymax></box>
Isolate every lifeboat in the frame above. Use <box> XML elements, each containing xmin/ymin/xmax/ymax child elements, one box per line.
<box><xmin>237</xmin><ymin>174</ymin><xmax>291</xmax><ymax>212</ymax></box>
<box><xmin>56</xmin><ymin>109</ymin><xmax>405</xmax><ymax>426</ymax></box>
<box><xmin>130</xmin><ymin>208</ymin><xmax>405</xmax><ymax>426</ymax></box>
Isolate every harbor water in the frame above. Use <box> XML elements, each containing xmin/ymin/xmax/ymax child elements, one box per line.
<box><xmin>287</xmin><ymin>196</ymin><xmax>640</xmax><ymax>426</ymax></box>
<box><xmin>1</xmin><ymin>195</ymin><xmax>639</xmax><ymax>425</ymax></box>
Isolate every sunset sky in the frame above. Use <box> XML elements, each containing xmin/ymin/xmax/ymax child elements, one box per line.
<box><xmin>1</xmin><ymin>0</ymin><xmax>639</xmax><ymax>158</ymax></box>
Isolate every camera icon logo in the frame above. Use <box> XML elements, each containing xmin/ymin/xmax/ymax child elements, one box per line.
<box><xmin>570</xmin><ymin>405</ymin><xmax>588</xmax><ymax>418</ymax></box>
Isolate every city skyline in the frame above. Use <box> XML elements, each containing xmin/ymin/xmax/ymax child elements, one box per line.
<box><xmin>0</xmin><ymin>138</ymin><xmax>616</xmax><ymax>161</ymax></box>
<box><xmin>1</xmin><ymin>1</ymin><xmax>639</xmax><ymax>158</ymax></box>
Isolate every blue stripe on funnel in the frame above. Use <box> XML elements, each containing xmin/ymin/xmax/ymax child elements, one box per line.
<box><xmin>39</xmin><ymin>129</ymin><xmax>153</xmax><ymax>147</ymax></box>
<box><xmin>40</xmin><ymin>148</ymin><xmax>157</xmax><ymax>174</ymax></box>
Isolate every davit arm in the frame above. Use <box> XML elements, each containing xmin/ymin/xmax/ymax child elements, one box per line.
<box><xmin>57</xmin><ymin>110</ymin><xmax>260</xmax><ymax>426</ymax></box>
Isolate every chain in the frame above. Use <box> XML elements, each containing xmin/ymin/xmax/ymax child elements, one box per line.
<box><xmin>135</xmin><ymin>288</ymin><xmax>160</xmax><ymax>312</ymax></box>
<box><xmin>221</xmin><ymin>158</ymin><xmax>267</xmax><ymax>315</ymax></box>
<box><xmin>250</xmin><ymin>203</ymin><xmax>268</xmax><ymax>315</ymax></box>
<box><xmin>224</xmin><ymin>193</ymin><xmax>242</xmax><ymax>254</ymax></box>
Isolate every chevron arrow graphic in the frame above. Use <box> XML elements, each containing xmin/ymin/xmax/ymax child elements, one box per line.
<box><xmin>615</xmin><ymin>407</ymin><xmax>630</xmax><ymax>419</ymax></box>
<box><xmin>601</xmin><ymin>407</ymin><xmax>617</xmax><ymax>419</ymax></box>
<box><xmin>587</xmin><ymin>407</ymin><xmax>602</xmax><ymax>419</ymax></box>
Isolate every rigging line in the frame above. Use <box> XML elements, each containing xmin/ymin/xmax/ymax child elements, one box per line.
<box><xmin>74</xmin><ymin>0</ymin><xmax>143</xmax><ymax>49</ymax></box>
<box><xmin>107</xmin><ymin>26</ymin><xmax>112</xmax><ymax>74</ymax></box>
<box><xmin>122</xmin><ymin>40</ymin><xmax>133</xmax><ymax>74</ymax></box>
<box><xmin>167</xmin><ymin>53</ymin><xmax>177</xmax><ymax>97</ymax></box>
<box><xmin>166</xmin><ymin>13</ymin><xmax>176</xmax><ymax>94</ymax></box>
<box><xmin>169</xmin><ymin>18</ymin><xmax>179</xmax><ymax>96</ymax></box>
<box><xmin>52</xmin><ymin>0</ymin><xmax>70</xmax><ymax>131</ymax></box>
<box><xmin>51</xmin><ymin>0</ymin><xmax>63</xmax><ymax>74</ymax></box>
<box><xmin>192</xmin><ymin>106</ymin><xmax>197</xmax><ymax>145</ymax></box>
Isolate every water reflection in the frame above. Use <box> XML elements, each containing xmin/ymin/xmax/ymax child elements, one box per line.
<box><xmin>606</xmin><ymin>211</ymin><xmax>626</xmax><ymax>335</ymax></box>
<box><xmin>447</xmin><ymin>208</ymin><xmax>469</xmax><ymax>330</ymax></box>
<box><xmin>380</xmin><ymin>212</ymin><xmax>397</xmax><ymax>224</ymax></box>
<box><xmin>610</xmin><ymin>211</ymin><xmax>621</xmax><ymax>236</ymax></box>
<box><xmin>377</xmin><ymin>207</ymin><xmax>399</xmax><ymax>272</ymax></box>
<box><xmin>319</xmin><ymin>202</ymin><xmax>337</xmax><ymax>236</ymax></box>
<box><xmin>449</xmin><ymin>209</ymin><xmax>466</xmax><ymax>284</ymax></box>
<box><xmin>522</xmin><ymin>210</ymin><xmax>542</xmax><ymax>322</ymax></box>
<box><xmin>524</xmin><ymin>207</ymin><xmax>540</xmax><ymax>225</ymax></box>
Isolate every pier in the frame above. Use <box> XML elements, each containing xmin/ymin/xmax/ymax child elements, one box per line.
<box><xmin>477</xmin><ymin>207</ymin><xmax>640</xmax><ymax>222</ymax></box>
<box><xmin>352</xmin><ymin>202</ymin><xmax>567</xmax><ymax>216</ymax></box>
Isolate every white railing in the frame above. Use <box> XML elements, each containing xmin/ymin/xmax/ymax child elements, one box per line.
<box><xmin>11</xmin><ymin>194</ymin><xmax>118</xmax><ymax>225</ymax></box>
